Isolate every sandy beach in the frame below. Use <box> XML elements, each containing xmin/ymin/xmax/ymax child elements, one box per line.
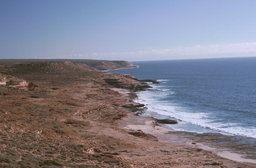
<box><xmin>0</xmin><ymin>60</ymin><xmax>255</xmax><ymax>167</ymax></box>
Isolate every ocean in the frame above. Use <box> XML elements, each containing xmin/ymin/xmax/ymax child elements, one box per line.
<box><xmin>109</xmin><ymin>57</ymin><xmax>256</xmax><ymax>157</ymax></box>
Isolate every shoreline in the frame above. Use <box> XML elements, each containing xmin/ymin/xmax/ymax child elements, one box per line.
<box><xmin>108</xmin><ymin>63</ymin><xmax>256</xmax><ymax>163</ymax></box>
<box><xmin>0</xmin><ymin>60</ymin><xmax>255</xmax><ymax>167</ymax></box>
<box><xmin>120</xmin><ymin>112</ymin><xmax>256</xmax><ymax>164</ymax></box>
<box><xmin>113</xmin><ymin>85</ymin><xmax>256</xmax><ymax>165</ymax></box>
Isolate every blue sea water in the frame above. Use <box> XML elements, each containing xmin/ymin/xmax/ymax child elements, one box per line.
<box><xmin>110</xmin><ymin>57</ymin><xmax>256</xmax><ymax>139</ymax></box>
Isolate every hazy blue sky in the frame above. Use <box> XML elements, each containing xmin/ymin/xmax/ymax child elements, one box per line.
<box><xmin>1</xmin><ymin>0</ymin><xmax>256</xmax><ymax>61</ymax></box>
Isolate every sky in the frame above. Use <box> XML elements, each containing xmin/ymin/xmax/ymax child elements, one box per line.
<box><xmin>1</xmin><ymin>0</ymin><xmax>256</xmax><ymax>61</ymax></box>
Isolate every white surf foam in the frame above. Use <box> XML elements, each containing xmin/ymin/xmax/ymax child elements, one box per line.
<box><xmin>157</xmin><ymin>79</ymin><xmax>169</xmax><ymax>83</ymax></box>
<box><xmin>148</xmin><ymin>85</ymin><xmax>173</xmax><ymax>93</ymax></box>
<box><xmin>135</xmin><ymin>87</ymin><xmax>256</xmax><ymax>139</ymax></box>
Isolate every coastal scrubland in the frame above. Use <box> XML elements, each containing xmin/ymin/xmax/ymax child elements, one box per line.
<box><xmin>0</xmin><ymin>60</ymin><xmax>255</xmax><ymax>168</ymax></box>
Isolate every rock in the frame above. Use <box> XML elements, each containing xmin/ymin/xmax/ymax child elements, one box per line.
<box><xmin>140</xmin><ymin>79</ymin><xmax>159</xmax><ymax>84</ymax></box>
<box><xmin>27</xmin><ymin>82</ymin><xmax>38</xmax><ymax>91</ymax></box>
<box><xmin>6</xmin><ymin>80</ymin><xmax>20</xmax><ymax>86</ymax></box>
<box><xmin>128</xmin><ymin>92</ymin><xmax>137</xmax><ymax>99</ymax></box>
<box><xmin>104</xmin><ymin>78</ymin><xmax>122</xmax><ymax>88</ymax></box>
<box><xmin>128</xmin><ymin>130</ymin><xmax>158</xmax><ymax>141</ymax></box>
<box><xmin>104</xmin><ymin>78</ymin><xmax>151</xmax><ymax>91</ymax></box>
<box><xmin>122</xmin><ymin>103</ymin><xmax>145</xmax><ymax>112</ymax></box>
<box><xmin>155</xmin><ymin>118</ymin><xmax>178</xmax><ymax>124</ymax></box>
<box><xmin>122</xmin><ymin>103</ymin><xmax>144</xmax><ymax>108</ymax></box>
<box><xmin>132</xmin><ymin>84</ymin><xmax>151</xmax><ymax>91</ymax></box>
<box><xmin>203</xmin><ymin>162</ymin><xmax>221</xmax><ymax>166</ymax></box>
<box><xmin>124</xmin><ymin>74</ymin><xmax>138</xmax><ymax>80</ymax></box>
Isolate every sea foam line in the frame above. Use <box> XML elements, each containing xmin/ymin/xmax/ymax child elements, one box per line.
<box><xmin>135</xmin><ymin>82</ymin><xmax>256</xmax><ymax>139</ymax></box>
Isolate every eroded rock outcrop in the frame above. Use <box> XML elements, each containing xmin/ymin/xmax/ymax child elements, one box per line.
<box><xmin>154</xmin><ymin>118</ymin><xmax>178</xmax><ymax>124</ymax></box>
<box><xmin>0</xmin><ymin>73</ymin><xmax>37</xmax><ymax>90</ymax></box>
<box><xmin>139</xmin><ymin>79</ymin><xmax>159</xmax><ymax>84</ymax></box>
<box><xmin>104</xmin><ymin>78</ymin><xmax>150</xmax><ymax>91</ymax></box>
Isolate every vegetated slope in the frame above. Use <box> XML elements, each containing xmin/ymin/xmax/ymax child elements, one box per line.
<box><xmin>0</xmin><ymin>60</ymin><xmax>135</xmax><ymax>86</ymax></box>
<box><xmin>71</xmin><ymin>59</ymin><xmax>135</xmax><ymax>70</ymax></box>
<box><xmin>0</xmin><ymin>59</ymin><xmax>135</xmax><ymax>72</ymax></box>
<box><xmin>0</xmin><ymin>60</ymin><xmax>144</xmax><ymax>167</ymax></box>
<box><xmin>0</xmin><ymin>60</ymin><xmax>254</xmax><ymax>168</ymax></box>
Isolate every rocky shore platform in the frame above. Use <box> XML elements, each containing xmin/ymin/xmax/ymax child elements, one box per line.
<box><xmin>0</xmin><ymin>60</ymin><xmax>255</xmax><ymax>167</ymax></box>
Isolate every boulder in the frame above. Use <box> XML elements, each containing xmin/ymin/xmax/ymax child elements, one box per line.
<box><xmin>128</xmin><ymin>130</ymin><xmax>158</xmax><ymax>141</ymax></box>
<box><xmin>155</xmin><ymin>118</ymin><xmax>178</xmax><ymax>124</ymax></box>
<box><xmin>140</xmin><ymin>79</ymin><xmax>159</xmax><ymax>84</ymax></box>
<box><xmin>27</xmin><ymin>82</ymin><xmax>38</xmax><ymax>91</ymax></box>
<box><xmin>122</xmin><ymin>103</ymin><xmax>145</xmax><ymax>112</ymax></box>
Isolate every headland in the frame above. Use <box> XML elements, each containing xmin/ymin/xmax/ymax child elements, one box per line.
<box><xmin>0</xmin><ymin>59</ymin><xmax>255</xmax><ymax>167</ymax></box>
